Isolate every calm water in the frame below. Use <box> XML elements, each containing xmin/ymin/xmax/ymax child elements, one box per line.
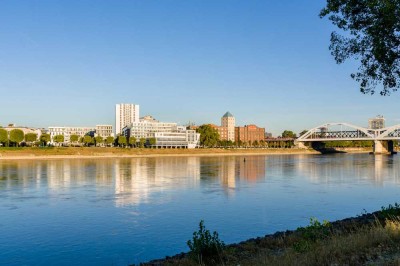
<box><xmin>1</xmin><ymin>154</ymin><xmax>400</xmax><ymax>265</ymax></box>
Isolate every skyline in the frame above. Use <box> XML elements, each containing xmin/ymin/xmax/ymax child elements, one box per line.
<box><xmin>1</xmin><ymin>1</ymin><xmax>400</xmax><ymax>136</ymax></box>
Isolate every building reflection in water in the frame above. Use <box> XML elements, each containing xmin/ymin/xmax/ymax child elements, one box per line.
<box><xmin>293</xmin><ymin>154</ymin><xmax>400</xmax><ymax>186</ymax></box>
<box><xmin>0</xmin><ymin>156</ymin><xmax>267</xmax><ymax>206</ymax></box>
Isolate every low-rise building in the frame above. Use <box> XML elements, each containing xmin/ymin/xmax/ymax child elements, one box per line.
<box><xmin>235</xmin><ymin>124</ymin><xmax>265</xmax><ymax>144</ymax></box>
<box><xmin>49</xmin><ymin>125</ymin><xmax>113</xmax><ymax>144</ymax></box>
<box><xmin>122</xmin><ymin>117</ymin><xmax>200</xmax><ymax>148</ymax></box>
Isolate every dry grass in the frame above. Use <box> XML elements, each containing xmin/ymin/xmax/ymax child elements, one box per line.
<box><xmin>142</xmin><ymin>215</ymin><xmax>400</xmax><ymax>266</ymax></box>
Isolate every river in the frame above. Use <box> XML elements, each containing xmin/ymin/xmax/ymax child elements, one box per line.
<box><xmin>0</xmin><ymin>154</ymin><xmax>399</xmax><ymax>265</ymax></box>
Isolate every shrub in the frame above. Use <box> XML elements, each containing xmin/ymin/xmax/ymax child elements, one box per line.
<box><xmin>187</xmin><ymin>220</ymin><xmax>225</xmax><ymax>263</ymax></box>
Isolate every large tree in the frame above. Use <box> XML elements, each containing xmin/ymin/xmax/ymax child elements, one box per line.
<box><xmin>196</xmin><ymin>124</ymin><xmax>220</xmax><ymax>147</ymax></box>
<box><xmin>25</xmin><ymin>133</ymin><xmax>38</xmax><ymax>146</ymax></box>
<box><xmin>9</xmin><ymin>129</ymin><xmax>24</xmax><ymax>146</ymax></box>
<box><xmin>129</xmin><ymin>136</ymin><xmax>137</xmax><ymax>147</ymax></box>
<box><xmin>94</xmin><ymin>136</ymin><xmax>104</xmax><ymax>147</ymax></box>
<box><xmin>53</xmin><ymin>135</ymin><xmax>64</xmax><ymax>146</ymax></box>
<box><xmin>320</xmin><ymin>0</ymin><xmax>400</xmax><ymax>95</ymax></box>
<box><xmin>70</xmin><ymin>134</ymin><xmax>79</xmax><ymax>145</ymax></box>
<box><xmin>83</xmin><ymin>135</ymin><xmax>93</xmax><ymax>146</ymax></box>
<box><xmin>105</xmin><ymin>136</ymin><xmax>114</xmax><ymax>147</ymax></box>
<box><xmin>0</xmin><ymin>129</ymin><xmax>8</xmax><ymax>145</ymax></box>
<box><xmin>281</xmin><ymin>130</ymin><xmax>297</xmax><ymax>138</ymax></box>
<box><xmin>117</xmin><ymin>136</ymin><xmax>127</xmax><ymax>147</ymax></box>
<box><xmin>40</xmin><ymin>133</ymin><xmax>51</xmax><ymax>146</ymax></box>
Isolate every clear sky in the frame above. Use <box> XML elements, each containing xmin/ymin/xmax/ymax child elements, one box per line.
<box><xmin>1</xmin><ymin>0</ymin><xmax>399</xmax><ymax>136</ymax></box>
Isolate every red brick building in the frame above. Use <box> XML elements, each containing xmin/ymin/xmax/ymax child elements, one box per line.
<box><xmin>235</xmin><ymin>124</ymin><xmax>265</xmax><ymax>143</ymax></box>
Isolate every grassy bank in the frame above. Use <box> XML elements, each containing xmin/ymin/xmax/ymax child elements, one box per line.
<box><xmin>0</xmin><ymin>147</ymin><xmax>323</xmax><ymax>159</ymax></box>
<box><xmin>141</xmin><ymin>205</ymin><xmax>400</xmax><ymax>266</ymax></box>
<box><xmin>0</xmin><ymin>147</ymin><xmax>373</xmax><ymax>159</ymax></box>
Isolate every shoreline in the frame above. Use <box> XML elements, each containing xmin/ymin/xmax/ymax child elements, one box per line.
<box><xmin>141</xmin><ymin>207</ymin><xmax>400</xmax><ymax>266</ymax></box>
<box><xmin>0</xmin><ymin>147</ymin><xmax>373</xmax><ymax>160</ymax></box>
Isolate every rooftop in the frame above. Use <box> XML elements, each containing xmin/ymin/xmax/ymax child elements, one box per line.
<box><xmin>222</xmin><ymin>111</ymin><xmax>234</xmax><ymax>118</ymax></box>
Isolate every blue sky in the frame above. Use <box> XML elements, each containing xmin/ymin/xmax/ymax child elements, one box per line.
<box><xmin>1</xmin><ymin>0</ymin><xmax>399</xmax><ymax>136</ymax></box>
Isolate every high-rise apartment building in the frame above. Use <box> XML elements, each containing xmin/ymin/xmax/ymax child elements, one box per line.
<box><xmin>221</xmin><ymin>111</ymin><xmax>235</xmax><ymax>141</ymax></box>
<box><xmin>368</xmin><ymin>115</ymin><xmax>385</xmax><ymax>129</ymax></box>
<box><xmin>115</xmin><ymin>103</ymin><xmax>139</xmax><ymax>135</ymax></box>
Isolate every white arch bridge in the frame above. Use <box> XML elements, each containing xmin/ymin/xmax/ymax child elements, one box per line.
<box><xmin>295</xmin><ymin>123</ymin><xmax>400</xmax><ymax>154</ymax></box>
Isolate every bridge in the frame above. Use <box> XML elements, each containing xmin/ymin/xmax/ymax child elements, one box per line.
<box><xmin>295</xmin><ymin>123</ymin><xmax>400</xmax><ymax>154</ymax></box>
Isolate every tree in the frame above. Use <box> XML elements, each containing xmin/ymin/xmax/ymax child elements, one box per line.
<box><xmin>117</xmin><ymin>136</ymin><xmax>127</xmax><ymax>147</ymax></box>
<box><xmin>105</xmin><ymin>136</ymin><xmax>114</xmax><ymax>147</ymax></box>
<box><xmin>94</xmin><ymin>136</ymin><xmax>104</xmax><ymax>147</ymax></box>
<box><xmin>129</xmin><ymin>136</ymin><xmax>137</xmax><ymax>148</ymax></box>
<box><xmin>53</xmin><ymin>135</ymin><xmax>64</xmax><ymax>146</ymax></box>
<box><xmin>83</xmin><ymin>135</ymin><xmax>93</xmax><ymax>146</ymax></box>
<box><xmin>138</xmin><ymin>138</ymin><xmax>146</xmax><ymax>148</ymax></box>
<box><xmin>0</xmin><ymin>129</ymin><xmax>8</xmax><ymax>146</ymax></box>
<box><xmin>299</xmin><ymin>130</ymin><xmax>308</xmax><ymax>137</ymax></box>
<box><xmin>25</xmin><ymin>133</ymin><xmax>38</xmax><ymax>146</ymax></box>
<box><xmin>320</xmin><ymin>1</ymin><xmax>400</xmax><ymax>95</ymax></box>
<box><xmin>196</xmin><ymin>124</ymin><xmax>220</xmax><ymax>147</ymax></box>
<box><xmin>40</xmin><ymin>133</ymin><xmax>51</xmax><ymax>146</ymax></box>
<box><xmin>70</xmin><ymin>134</ymin><xmax>79</xmax><ymax>146</ymax></box>
<box><xmin>281</xmin><ymin>130</ymin><xmax>296</xmax><ymax>138</ymax></box>
<box><xmin>9</xmin><ymin>129</ymin><xmax>24</xmax><ymax>146</ymax></box>
<box><xmin>148</xmin><ymin>137</ymin><xmax>156</xmax><ymax>148</ymax></box>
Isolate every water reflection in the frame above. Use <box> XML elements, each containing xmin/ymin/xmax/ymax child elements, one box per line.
<box><xmin>0</xmin><ymin>156</ymin><xmax>267</xmax><ymax>206</ymax></box>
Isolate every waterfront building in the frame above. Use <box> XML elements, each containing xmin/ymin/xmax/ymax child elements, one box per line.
<box><xmin>368</xmin><ymin>115</ymin><xmax>385</xmax><ymax>129</ymax></box>
<box><xmin>48</xmin><ymin>125</ymin><xmax>113</xmax><ymax>144</ymax></box>
<box><xmin>95</xmin><ymin>125</ymin><xmax>113</xmax><ymax>138</ymax></box>
<box><xmin>115</xmin><ymin>103</ymin><xmax>140</xmax><ymax>135</ymax></box>
<box><xmin>122</xmin><ymin>117</ymin><xmax>200</xmax><ymax>148</ymax></box>
<box><xmin>235</xmin><ymin>124</ymin><xmax>265</xmax><ymax>144</ymax></box>
<box><xmin>221</xmin><ymin>112</ymin><xmax>235</xmax><ymax>141</ymax></box>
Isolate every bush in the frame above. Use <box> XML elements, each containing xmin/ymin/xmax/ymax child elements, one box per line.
<box><xmin>187</xmin><ymin>220</ymin><xmax>225</xmax><ymax>263</ymax></box>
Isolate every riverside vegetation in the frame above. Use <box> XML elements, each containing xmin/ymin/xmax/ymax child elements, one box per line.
<box><xmin>141</xmin><ymin>204</ymin><xmax>400</xmax><ymax>266</ymax></box>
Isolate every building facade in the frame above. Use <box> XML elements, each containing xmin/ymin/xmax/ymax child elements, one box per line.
<box><xmin>48</xmin><ymin>125</ymin><xmax>113</xmax><ymax>144</ymax></box>
<box><xmin>95</xmin><ymin>125</ymin><xmax>113</xmax><ymax>138</ymax></box>
<box><xmin>122</xmin><ymin>117</ymin><xmax>200</xmax><ymax>148</ymax></box>
<box><xmin>115</xmin><ymin>103</ymin><xmax>140</xmax><ymax>135</ymax></box>
<box><xmin>235</xmin><ymin>124</ymin><xmax>265</xmax><ymax>144</ymax></box>
<box><xmin>368</xmin><ymin>115</ymin><xmax>385</xmax><ymax>129</ymax></box>
<box><xmin>221</xmin><ymin>112</ymin><xmax>235</xmax><ymax>141</ymax></box>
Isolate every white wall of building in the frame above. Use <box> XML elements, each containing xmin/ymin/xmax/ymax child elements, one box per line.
<box><xmin>115</xmin><ymin>103</ymin><xmax>139</xmax><ymax>135</ymax></box>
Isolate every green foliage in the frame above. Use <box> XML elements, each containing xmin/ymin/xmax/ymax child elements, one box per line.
<box><xmin>0</xmin><ymin>129</ymin><xmax>8</xmax><ymax>144</ymax></box>
<box><xmin>25</xmin><ymin>133</ymin><xmax>38</xmax><ymax>144</ymax></box>
<box><xmin>40</xmin><ymin>134</ymin><xmax>51</xmax><ymax>146</ymax></box>
<box><xmin>148</xmin><ymin>137</ymin><xmax>156</xmax><ymax>146</ymax></box>
<box><xmin>187</xmin><ymin>220</ymin><xmax>225</xmax><ymax>263</ymax></box>
<box><xmin>320</xmin><ymin>0</ymin><xmax>400</xmax><ymax>95</ymax></box>
<box><xmin>117</xmin><ymin>136</ymin><xmax>127</xmax><ymax>147</ymax></box>
<box><xmin>94</xmin><ymin>136</ymin><xmax>103</xmax><ymax>146</ymax></box>
<box><xmin>138</xmin><ymin>138</ymin><xmax>146</xmax><ymax>148</ymax></box>
<box><xmin>105</xmin><ymin>136</ymin><xmax>114</xmax><ymax>147</ymax></box>
<box><xmin>197</xmin><ymin>124</ymin><xmax>220</xmax><ymax>147</ymax></box>
<box><xmin>380</xmin><ymin>203</ymin><xmax>400</xmax><ymax>218</ymax></box>
<box><xmin>281</xmin><ymin>130</ymin><xmax>296</xmax><ymax>138</ymax></box>
<box><xmin>83</xmin><ymin>135</ymin><xmax>93</xmax><ymax>146</ymax></box>
<box><xmin>53</xmin><ymin>135</ymin><xmax>64</xmax><ymax>144</ymax></box>
<box><xmin>9</xmin><ymin>129</ymin><xmax>24</xmax><ymax>146</ymax></box>
<box><xmin>299</xmin><ymin>130</ymin><xmax>308</xmax><ymax>137</ymax></box>
<box><xmin>294</xmin><ymin>218</ymin><xmax>331</xmax><ymax>252</ymax></box>
<box><xmin>129</xmin><ymin>136</ymin><xmax>137</xmax><ymax>147</ymax></box>
<box><xmin>70</xmin><ymin>134</ymin><xmax>79</xmax><ymax>143</ymax></box>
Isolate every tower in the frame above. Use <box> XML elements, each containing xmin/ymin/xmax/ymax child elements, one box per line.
<box><xmin>221</xmin><ymin>111</ymin><xmax>235</xmax><ymax>141</ymax></box>
<box><xmin>115</xmin><ymin>103</ymin><xmax>140</xmax><ymax>135</ymax></box>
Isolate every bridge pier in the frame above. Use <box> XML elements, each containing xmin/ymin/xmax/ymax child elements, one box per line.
<box><xmin>373</xmin><ymin>140</ymin><xmax>394</xmax><ymax>154</ymax></box>
<box><xmin>295</xmin><ymin>141</ymin><xmax>307</xmax><ymax>149</ymax></box>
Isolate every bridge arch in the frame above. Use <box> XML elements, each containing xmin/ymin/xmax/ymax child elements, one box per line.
<box><xmin>376</xmin><ymin>124</ymin><xmax>400</xmax><ymax>139</ymax></box>
<box><xmin>297</xmin><ymin>122</ymin><xmax>375</xmax><ymax>141</ymax></box>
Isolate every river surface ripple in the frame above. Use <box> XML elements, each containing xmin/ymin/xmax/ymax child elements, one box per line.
<box><xmin>0</xmin><ymin>154</ymin><xmax>399</xmax><ymax>265</ymax></box>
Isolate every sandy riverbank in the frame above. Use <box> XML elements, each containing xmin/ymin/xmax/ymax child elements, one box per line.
<box><xmin>0</xmin><ymin>147</ymin><xmax>373</xmax><ymax>160</ymax></box>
